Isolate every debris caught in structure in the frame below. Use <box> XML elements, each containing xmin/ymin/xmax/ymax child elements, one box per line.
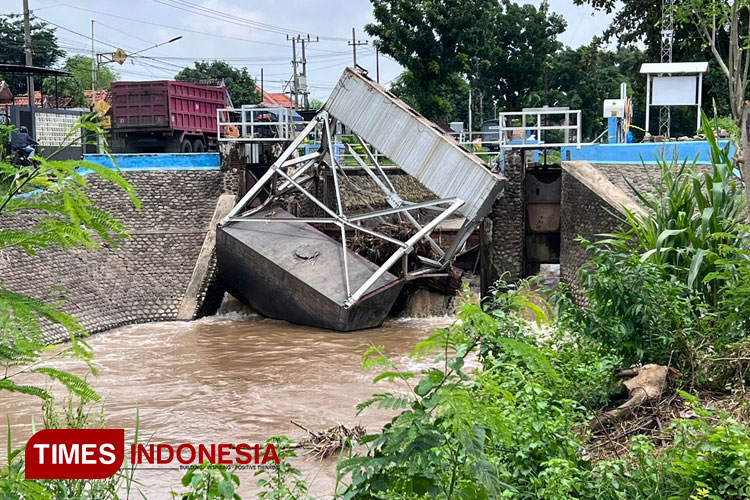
<box><xmin>291</xmin><ymin>420</ymin><xmax>366</xmax><ymax>459</ymax></box>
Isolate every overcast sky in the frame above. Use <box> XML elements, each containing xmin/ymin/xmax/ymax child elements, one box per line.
<box><xmin>13</xmin><ymin>0</ymin><xmax>614</xmax><ymax>100</ymax></box>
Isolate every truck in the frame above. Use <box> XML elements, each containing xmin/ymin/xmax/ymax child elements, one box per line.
<box><xmin>109</xmin><ymin>80</ymin><xmax>225</xmax><ymax>153</ymax></box>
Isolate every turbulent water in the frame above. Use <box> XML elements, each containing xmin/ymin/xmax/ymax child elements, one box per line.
<box><xmin>0</xmin><ymin>312</ymin><xmax>453</xmax><ymax>499</ymax></box>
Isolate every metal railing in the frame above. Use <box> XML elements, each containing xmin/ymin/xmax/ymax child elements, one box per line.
<box><xmin>217</xmin><ymin>105</ymin><xmax>297</xmax><ymax>142</ymax></box>
<box><xmin>496</xmin><ymin>107</ymin><xmax>582</xmax><ymax>148</ymax></box>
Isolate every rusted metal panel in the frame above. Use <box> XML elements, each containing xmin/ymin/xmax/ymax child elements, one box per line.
<box><xmin>526</xmin><ymin>204</ymin><xmax>560</xmax><ymax>233</ymax></box>
<box><xmin>525</xmin><ymin>170</ymin><xmax>561</xmax><ymax>233</ymax></box>
<box><xmin>525</xmin><ymin>171</ymin><xmax>561</xmax><ymax>203</ymax></box>
<box><xmin>325</xmin><ymin>68</ymin><xmax>505</xmax><ymax>224</ymax></box>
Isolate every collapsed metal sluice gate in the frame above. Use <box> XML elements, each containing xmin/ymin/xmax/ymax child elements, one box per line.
<box><xmin>217</xmin><ymin>68</ymin><xmax>505</xmax><ymax>331</ymax></box>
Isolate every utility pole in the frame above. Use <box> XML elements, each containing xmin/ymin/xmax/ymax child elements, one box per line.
<box><xmin>91</xmin><ymin>20</ymin><xmax>96</xmax><ymax>101</ymax></box>
<box><xmin>299</xmin><ymin>34</ymin><xmax>318</xmax><ymax>109</ymax></box>
<box><xmin>260</xmin><ymin>67</ymin><xmax>264</xmax><ymax>104</ymax></box>
<box><xmin>468</xmin><ymin>87</ymin><xmax>472</xmax><ymax>143</ymax></box>
<box><xmin>374</xmin><ymin>42</ymin><xmax>380</xmax><ymax>83</ymax></box>
<box><xmin>348</xmin><ymin>28</ymin><xmax>368</xmax><ymax>67</ymax></box>
<box><xmin>287</xmin><ymin>34</ymin><xmax>299</xmax><ymax>109</ymax></box>
<box><xmin>22</xmin><ymin>0</ymin><xmax>35</xmax><ymax>132</ymax></box>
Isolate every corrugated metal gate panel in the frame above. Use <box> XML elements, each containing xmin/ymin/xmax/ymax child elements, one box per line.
<box><xmin>325</xmin><ymin>69</ymin><xmax>504</xmax><ymax>221</ymax></box>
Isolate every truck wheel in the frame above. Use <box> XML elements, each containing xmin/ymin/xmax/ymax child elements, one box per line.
<box><xmin>192</xmin><ymin>139</ymin><xmax>205</xmax><ymax>152</ymax></box>
<box><xmin>180</xmin><ymin>139</ymin><xmax>193</xmax><ymax>153</ymax></box>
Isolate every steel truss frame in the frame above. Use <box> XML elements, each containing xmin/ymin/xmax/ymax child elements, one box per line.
<box><xmin>222</xmin><ymin>110</ymin><xmax>466</xmax><ymax>308</ymax></box>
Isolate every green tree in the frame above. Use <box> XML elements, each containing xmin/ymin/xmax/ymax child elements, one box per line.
<box><xmin>309</xmin><ymin>98</ymin><xmax>325</xmax><ymax>110</ymax></box>
<box><xmin>0</xmin><ymin>15</ymin><xmax>64</xmax><ymax>94</ymax></box>
<box><xmin>175</xmin><ymin>60</ymin><xmax>259</xmax><ymax>107</ymax></box>
<box><xmin>390</xmin><ymin>70</ymin><xmax>470</xmax><ymax>123</ymax></box>
<box><xmin>478</xmin><ymin>1</ymin><xmax>565</xmax><ymax>111</ymax></box>
<box><xmin>572</xmin><ymin>0</ymin><xmax>738</xmax><ymax>127</ymax></box>
<box><xmin>673</xmin><ymin>0</ymin><xmax>750</xmax><ymax>121</ymax></box>
<box><xmin>43</xmin><ymin>55</ymin><xmax>120</xmax><ymax>107</ymax></box>
<box><xmin>367</xmin><ymin>0</ymin><xmax>564</xmax><ymax>121</ymax></box>
<box><xmin>525</xmin><ymin>46</ymin><xmax>648</xmax><ymax>140</ymax></box>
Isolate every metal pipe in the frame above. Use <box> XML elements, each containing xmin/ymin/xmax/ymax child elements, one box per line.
<box><xmin>281</xmin><ymin>151</ymin><xmax>320</xmax><ymax>168</ymax></box>
<box><xmin>224</xmin><ymin>113</ymin><xmax>324</xmax><ymax>220</ymax></box>
<box><xmin>345</xmin><ymin>143</ymin><xmax>444</xmax><ymax>256</ymax></box>
<box><xmin>344</xmin><ymin>199</ymin><xmax>464</xmax><ymax>307</ymax></box>
<box><xmin>645</xmin><ymin>74</ymin><xmax>651</xmax><ymax>135</ymax></box>
<box><xmin>271</xmin><ymin>164</ymin><xmax>407</xmax><ymax>248</ymax></box>
<box><xmin>354</xmin><ymin>133</ymin><xmax>397</xmax><ymax>192</ymax></box>
<box><xmin>340</xmin><ymin>223</ymin><xmax>351</xmax><ymax>297</ymax></box>
<box><xmin>324</xmin><ymin>117</ymin><xmax>345</xmax><ymax>216</ymax></box>
<box><xmin>348</xmin><ymin>198</ymin><xmax>459</xmax><ymax>221</ymax></box>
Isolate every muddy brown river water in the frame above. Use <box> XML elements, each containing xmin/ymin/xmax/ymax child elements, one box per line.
<box><xmin>0</xmin><ymin>313</ymin><xmax>453</xmax><ymax>499</ymax></box>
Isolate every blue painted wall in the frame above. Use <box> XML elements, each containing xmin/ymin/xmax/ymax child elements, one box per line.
<box><xmin>561</xmin><ymin>140</ymin><xmax>734</xmax><ymax>165</ymax></box>
<box><xmin>83</xmin><ymin>153</ymin><xmax>220</xmax><ymax>171</ymax></box>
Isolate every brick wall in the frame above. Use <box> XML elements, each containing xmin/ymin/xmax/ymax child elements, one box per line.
<box><xmin>0</xmin><ymin>170</ymin><xmax>235</xmax><ymax>343</ymax></box>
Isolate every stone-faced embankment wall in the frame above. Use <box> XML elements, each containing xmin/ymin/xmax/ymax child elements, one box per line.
<box><xmin>483</xmin><ymin>151</ymin><xmax>525</xmax><ymax>289</ymax></box>
<box><xmin>559</xmin><ymin>161</ymin><xmax>644</xmax><ymax>302</ymax></box>
<box><xmin>0</xmin><ymin>168</ymin><xmax>235</xmax><ymax>343</ymax></box>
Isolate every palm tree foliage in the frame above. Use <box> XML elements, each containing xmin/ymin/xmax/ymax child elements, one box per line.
<box><xmin>0</xmin><ymin>115</ymin><xmax>138</xmax><ymax>402</ymax></box>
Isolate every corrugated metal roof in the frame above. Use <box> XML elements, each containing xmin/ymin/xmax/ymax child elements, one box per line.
<box><xmin>324</xmin><ymin>68</ymin><xmax>505</xmax><ymax>223</ymax></box>
<box><xmin>640</xmin><ymin>62</ymin><xmax>709</xmax><ymax>74</ymax></box>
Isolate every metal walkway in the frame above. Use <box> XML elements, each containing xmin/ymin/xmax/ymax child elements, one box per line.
<box><xmin>217</xmin><ymin>68</ymin><xmax>505</xmax><ymax>331</ymax></box>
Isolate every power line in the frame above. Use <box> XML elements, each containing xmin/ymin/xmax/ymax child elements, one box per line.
<box><xmin>156</xmin><ymin>0</ymin><xmax>350</xmax><ymax>42</ymax></box>
<box><xmin>49</xmin><ymin>2</ymin><xmax>350</xmax><ymax>54</ymax></box>
<box><xmin>94</xmin><ymin>20</ymin><xmax>156</xmax><ymax>47</ymax></box>
<box><xmin>34</xmin><ymin>15</ymin><xmax>120</xmax><ymax>50</ymax></box>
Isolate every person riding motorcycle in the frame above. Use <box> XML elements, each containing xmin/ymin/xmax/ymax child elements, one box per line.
<box><xmin>10</xmin><ymin>126</ymin><xmax>38</xmax><ymax>160</ymax></box>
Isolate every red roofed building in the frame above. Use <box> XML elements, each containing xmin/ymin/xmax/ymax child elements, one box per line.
<box><xmin>260</xmin><ymin>90</ymin><xmax>296</xmax><ymax>109</ymax></box>
<box><xmin>83</xmin><ymin>89</ymin><xmax>110</xmax><ymax>105</ymax></box>
<box><xmin>9</xmin><ymin>90</ymin><xmax>44</xmax><ymax>107</ymax></box>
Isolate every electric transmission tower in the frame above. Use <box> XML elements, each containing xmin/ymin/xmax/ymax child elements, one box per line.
<box><xmin>659</xmin><ymin>0</ymin><xmax>675</xmax><ymax>137</ymax></box>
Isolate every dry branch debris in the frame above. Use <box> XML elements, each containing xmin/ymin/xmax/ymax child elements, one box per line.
<box><xmin>291</xmin><ymin>420</ymin><xmax>365</xmax><ymax>459</ymax></box>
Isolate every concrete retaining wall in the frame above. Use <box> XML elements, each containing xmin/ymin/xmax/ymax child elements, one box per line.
<box><xmin>0</xmin><ymin>164</ymin><xmax>236</xmax><ymax>343</ymax></box>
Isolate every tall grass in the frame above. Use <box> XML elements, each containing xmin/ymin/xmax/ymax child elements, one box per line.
<box><xmin>611</xmin><ymin>116</ymin><xmax>744</xmax><ymax>307</ymax></box>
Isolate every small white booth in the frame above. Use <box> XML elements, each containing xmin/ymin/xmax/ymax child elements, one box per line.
<box><xmin>640</xmin><ymin>61</ymin><xmax>709</xmax><ymax>134</ymax></box>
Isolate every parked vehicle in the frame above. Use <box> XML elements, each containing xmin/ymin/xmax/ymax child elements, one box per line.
<box><xmin>481</xmin><ymin>119</ymin><xmax>500</xmax><ymax>151</ymax></box>
<box><xmin>109</xmin><ymin>81</ymin><xmax>225</xmax><ymax>153</ymax></box>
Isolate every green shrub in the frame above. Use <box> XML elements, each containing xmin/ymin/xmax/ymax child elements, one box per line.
<box><xmin>589</xmin><ymin>393</ymin><xmax>750</xmax><ymax>500</ymax></box>
<box><xmin>576</xmin><ymin>238</ymin><xmax>701</xmax><ymax>367</ymax></box>
<box><xmin>174</xmin><ymin>462</ymin><xmax>241</xmax><ymax>500</ymax></box>
<box><xmin>0</xmin><ymin>124</ymin><xmax>14</xmax><ymax>159</ymax></box>
<box><xmin>255</xmin><ymin>435</ymin><xmax>310</xmax><ymax>500</ymax></box>
<box><xmin>338</xmin><ymin>285</ymin><xmax>750</xmax><ymax>500</ymax></box>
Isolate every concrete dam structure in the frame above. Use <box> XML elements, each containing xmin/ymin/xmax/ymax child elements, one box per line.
<box><xmin>0</xmin><ymin>153</ymin><xmax>235</xmax><ymax>344</ymax></box>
